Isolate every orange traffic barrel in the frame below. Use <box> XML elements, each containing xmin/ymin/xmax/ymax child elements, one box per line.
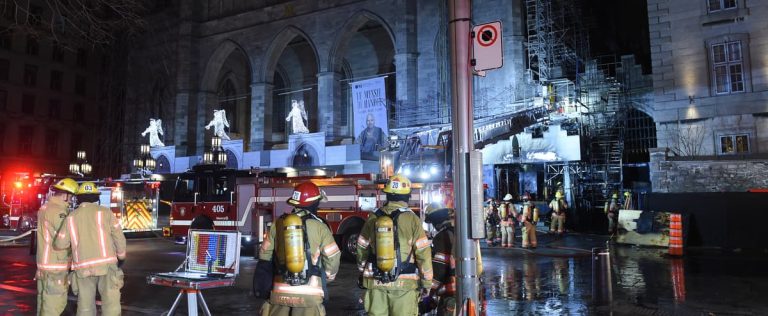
<box><xmin>668</xmin><ymin>214</ymin><xmax>683</xmax><ymax>256</ymax></box>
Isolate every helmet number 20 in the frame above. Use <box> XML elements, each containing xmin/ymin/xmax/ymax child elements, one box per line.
<box><xmin>212</xmin><ymin>205</ymin><xmax>226</xmax><ymax>213</ymax></box>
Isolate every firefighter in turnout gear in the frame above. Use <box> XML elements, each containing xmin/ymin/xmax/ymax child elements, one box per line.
<box><xmin>520</xmin><ymin>193</ymin><xmax>538</xmax><ymax>248</ymax></box>
<box><xmin>36</xmin><ymin>177</ymin><xmax>77</xmax><ymax>316</ymax></box>
<box><xmin>605</xmin><ymin>193</ymin><xmax>620</xmax><ymax>235</ymax></box>
<box><xmin>484</xmin><ymin>200</ymin><xmax>500</xmax><ymax>246</ymax></box>
<box><xmin>54</xmin><ymin>182</ymin><xmax>127</xmax><ymax>315</ymax></box>
<box><xmin>499</xmin><ymin>194</ymin><xmax>518</xmax><ymax>248</ymax></box>
<box><xmin>259</xmin><ymin>181</ymin><xmax>341</xmax><ymax>316</ymax></box>
<box><xmin>423</xmin><ymin>203</ymin><xmax>456</xmax><ymax>316</ymax></box>
<box><xmin>356</xmin><ymin>174</ymin><xmax>433</xmax><ymax>316</ymax></box>
<box><xmin>549</xmin><ymin>190</ymin><xmax>568</xmax><ymax>234</ymax></box>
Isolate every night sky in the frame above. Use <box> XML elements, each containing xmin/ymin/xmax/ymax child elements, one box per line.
<box><xmin>583</xmin><ymin>0</ymin><xmax>651</xmax><ymax>73</ymax></box>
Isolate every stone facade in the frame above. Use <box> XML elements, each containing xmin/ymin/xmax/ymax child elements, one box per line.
<box><xmin>649</xmin><ymin>148</ymin><xmax>768</xmax><ymax>192</ymax></box>
<box><xmin>125</xmin><ymin>0</ymin><xmax>528</xmax><ymax>163</ymax></box>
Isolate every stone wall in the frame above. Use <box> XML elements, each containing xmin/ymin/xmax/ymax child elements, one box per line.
<box><xmin>649</xmin><ymin>147</ymin><xmax>768</xmax><ymax>193</ymax></box>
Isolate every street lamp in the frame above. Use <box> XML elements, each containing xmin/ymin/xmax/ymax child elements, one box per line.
<box><xmin>69</xmin><ymin>150</ymin><xmax>92</xmax><ymax>177</ymax></box>
<box><xmin>202</xmin><ymin>136</ymin><xmax>228</xmax><ymax>166</ymax></box>
<box><xmin>133</xmin><ymin>144</ymin><xmax>156</xmax><ymax>177</ymax></box>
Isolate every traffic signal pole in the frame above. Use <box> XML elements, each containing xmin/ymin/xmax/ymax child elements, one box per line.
<box><xmin>448</xmin><ymin>0</ymin><xmax>481</xmax><ymax>315</ymax></box>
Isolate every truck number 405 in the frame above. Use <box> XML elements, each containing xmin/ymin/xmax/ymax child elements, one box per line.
<box><xmin>212</xmin><ymin>205</ymin><xmax>226</xmax><ymax>213</ymax></box>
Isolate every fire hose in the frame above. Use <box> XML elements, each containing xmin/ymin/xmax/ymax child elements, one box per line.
<box><xmin>0</xmin><ymin>229</ymin><xmax>35</xmax><ymax>242</ymax></box>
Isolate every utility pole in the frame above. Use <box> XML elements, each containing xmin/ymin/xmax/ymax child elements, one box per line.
<box><xmin>448</xmin><ymin>0</ymin><xmax>481</xmax><ymax>315</ymax></box>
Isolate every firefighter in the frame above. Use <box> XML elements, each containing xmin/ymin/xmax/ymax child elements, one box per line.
<box><xmin>499</xmin><ymin>194</ymin><xmax>517</xmax><ymax>248</ymax></box>
<box><xmin>549</xmin><ymin>190</ymin><xmax>568</xmax><ymax>235</ymax></box>
<box><xmin>36</xmin><ymin>177</ymin><xmax>77</xmax><ymax>316</ymax></box>
<box><xmin>423</xmin><ymin>202</ymin><xmax>456</xmax><ymax>315</ymax></box>
<box><xmin>605</xmin><ymin>193</ymin><xmax>620</xmax><ymax>235</ymax></box>
<box><xmin>484</xmin><ymin>200</ymin><xmax>500</xmax><ymax>247</ymax></box>
<box><xmin>54</xmin><ymin>182</ymin><xmax>127</xmax><ymax>316</ymax></box>
<box><xmin>356</xmin><ymin>174</ymin><xmax>433</xmax><ymax>316</ymax></box>
<box><xmin>623</xmin><ymin>190</ymin><xmax>634</xmax><ymax>210</ymax></box>
<box><xmin>520</xmin><ymin>193</ymin><xmax>538</xmax><ymax>249</ymax></box>
<box><xmin>258</xmin><ymin>181</ymin><xmax>341</xmax><ymax>316</ymax></box>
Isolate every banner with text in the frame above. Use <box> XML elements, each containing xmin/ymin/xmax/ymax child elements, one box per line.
<box><xmin>351</xmin><ymin>77</ymin><xmax>389</xmax><ymax>160</ymax></box>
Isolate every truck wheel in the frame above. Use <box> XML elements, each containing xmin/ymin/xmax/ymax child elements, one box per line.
<box><xmin>341</xmin><ymin>230</ymin><xmax>360</xmax><ymax>262</ymax></box>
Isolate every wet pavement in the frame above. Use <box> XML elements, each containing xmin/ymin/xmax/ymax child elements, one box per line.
<box><xmin>3</xmin><ymin>228</ymin><xmax>768</xmax><ymax>315</ymax></box>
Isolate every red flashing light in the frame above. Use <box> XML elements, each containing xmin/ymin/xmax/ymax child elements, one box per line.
<box><xmin>14</xmin><ymin>181</ymin><xmax>23</xmax><ymax>189</ymax></box>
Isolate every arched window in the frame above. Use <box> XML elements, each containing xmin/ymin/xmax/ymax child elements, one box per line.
<box><xmin>219</xmin><ymin>79</ymin><xmax>238</xmax><ymax>133</ymax></box>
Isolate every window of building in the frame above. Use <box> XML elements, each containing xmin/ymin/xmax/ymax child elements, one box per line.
<box><xmin>45</xmin><ymin>129</ymin><xmax>58</xmax><ymax>156</ymax></box>
<box><xmin>0</xmin><ymin>89</ymin><xmax>6</xmax><ymax>111</ymax></box>
<box><xmin>75</xmin><ymin>75</ymin><xmax>86</xmax><ymax>95</ymax></box>
<box><xmin>711</xmin><ymin>41</ymin><xmax>744</xmax><ymax>94</ymax></box>
<box><xmin>22</xmin><ymin>94</ymin><xmax>34</xmax><ymax>115</ymax></box>
<box><xmin>23</xmin><ymin>64</ymin><xmax>37</xmax><ymax>86</ymax></box>
<box><xmin>708</xmin><ymin>0</ymin><xmax>737</xmax><ymax>12</ymax></box>
<box><xmin>0</xmin><ymin>31</ymin><xmax>11</xmax><ymax>49</ymax></box>
<box><xmin>48</xmin><ymin>99</ymin><xmax>61</xmax><ymax>119</ymax></box>
<box><xmin>25</xmin><ymin>35</ymin><xmax>38</xmax><ymax>55</ymax></box>
<box><xmin>76</xmin><ymin>48</ymin><xmax>87</xmax><ymax>68</ymax></box>
<box><xmin>720</xmin><ymin>134</ymin><xmax>749</xmax><ymax>154</ymax></box>
<box><xmin>73</xmin><ymin>103</ymin><xmax>84</xmax><ymax>121</ymax></box>
<box><xmin>50</xmin><ymin>70</ymin><xmax>63</xmax><ymax>90</ymax></box>
<box><xmin>52</xmin><ymin>42</ymin><xmax>64</xmax><ymax>62</ymax></box>
<box><xmin>0</xmin><ymin>58</ymin><xmax>8</xmax><ymax>80</ymax></box>
<box><xmin>18</xmin><ymin>126</ymin><xmax>34</xmax><ymax>155</ymax></box>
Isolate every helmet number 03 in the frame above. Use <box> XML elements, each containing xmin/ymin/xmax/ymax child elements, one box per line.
<box><xmin>212</xmin><ymin>205</ymin><xmax>226</xmax><ymax>213</ymax></box>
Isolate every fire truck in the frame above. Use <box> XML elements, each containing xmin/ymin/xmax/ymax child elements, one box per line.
<box><xmin>168</xmin><ymin>165</ymin><xmax>444</xmax><ymax>258</ymax></box>
<box><xmin>2</xmin><ymin>174</ymin><xmax>68</xmax><ymax>231</ymax></box>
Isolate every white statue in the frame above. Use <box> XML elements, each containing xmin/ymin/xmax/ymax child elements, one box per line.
<box><xmin>141</xmin><ymin>118</ymin><xmax>165</xmax><ymax>147</ymax></box>
<box><xmin>285</xmin><ymin>100</ymin><xmax>309</xmax><ymax>134</ymax></box>
<box><xmin>205</xmin><ymin>109</ymin><xmax>231</xmax><ymax>140</ymax></box>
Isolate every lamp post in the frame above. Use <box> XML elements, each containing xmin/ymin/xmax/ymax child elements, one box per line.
<box><xmin>69</xmin><ymin>150</ymin><xmax>92</xmax><ymax>177</ymax></box>
<box><xmin>203</xmin><ymin>136</ymin><xmax>228</xmax><ymax>166</ymax></box>
<box><xmin>133</xmin><ymin>144</ymin><xmax>156</xmax><ymax>177</ymax></box>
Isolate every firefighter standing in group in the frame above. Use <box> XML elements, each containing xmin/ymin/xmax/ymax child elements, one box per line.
<box><xmin>549</xmin><ymin>190</ymin><xmax>568</xmax><ymax>235</ymax></box>
<box><xmin>258</xmin><ymin>181</ymin><xmax>341</xmax><ymax>316</ymax></box>
<box><xmin>499</xmin><ymin>194</ymin><xmax>518</xmax><ymax>248</ymax></box>
<box><xmin>356</xmin><ymin>174</ymin><xmax>433</xmax><ymax>316</ymax></box>
<box><xmin>54</xmin><ymin>182</ymin><xmax>127</xmax><ymax>315</ymax></box>
<box><xmin>423</xmin><ymin>203</ymin><xmax>456</xmax><ymax>316</ymax></box>
<box><xmin>520</xmin><ymin>193</ymin><xmax>539</xmax><ymax>249</ymax></box>
<box><xmin>605</xmin><ymin>193</ymin><xmax>620</xmax><ymax>235</ymax></box>
<box><xmin>484</xmin><ymin>200</ymin><xmax>500</xmax><ymax>247</ymax></box>
<box><xmin>36</xmin><ymin>178</ymin><xmax>77</xmax><ymax>316</ymax></box>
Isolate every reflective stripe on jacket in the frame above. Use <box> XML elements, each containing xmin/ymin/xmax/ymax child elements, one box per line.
<box><xmin>54</xmin><ymin>203</ymin><xmax>126</xmax><ymax>277</ymax></box>
<box><xmin>431</xmin><ymin>226</ymin><xmax>456</xmax><ymax>296</ymax></box>
<box><xmin>36</xmin><ymin>196</ymin><xmax>71</xmax><ymax>272</ymax></box>
<box><xmin>356</xmin><ymin>201</ymin><xmax>433</xmax><ymax>290</ymax></box>
<box><xmin>258</xmin><ymin>209</ymin><xmax>341</xmax><ymax>307</ymax></box>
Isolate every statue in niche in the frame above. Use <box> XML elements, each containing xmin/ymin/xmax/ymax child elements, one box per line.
<box><xmin>205</xmin><ymin>109</ymin><xmax>231</xmax><ymax>140</ymax></box>
<box><xmin>286</xmin><ymin>99</ymin><xmax>309</xmax><ymax>134</ymax></box>
<box><xmin>141</xmin><ymin>118</ymin><xmax>165</xmax><ymax>147</ymax></box>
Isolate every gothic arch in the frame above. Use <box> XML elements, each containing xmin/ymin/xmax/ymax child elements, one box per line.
<box><xmin>292</xmin><ymin>143</ymin><xmax>318</xmax><ymax>167</ymax></box>
<box><xmin>200</xmin><ymin>39</ymin><xmax>253</xmax><ymax>92</ymax></box>
<box><xmin>156</xmin><ymin>155</ymin><xmax>171</xmax><ymax>174</ymax></box>
<box><xmin>328</xmin><ymin>10</ymin><xmax>396</xmax><ymax>73</ymax></box>
<box><xmin>260</xmin><ymin>26</ymin><xmax>320</xmax><ymax>83</ymax></box>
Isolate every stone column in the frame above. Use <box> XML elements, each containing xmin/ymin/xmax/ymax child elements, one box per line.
<box><xmin>394</xmin><ymin>52</ymin><xmax>419</xmax><ymax>125</ymax></box>
<box><xmin>195</xmin><ymin>91</ymin><xmax>217</xmax><ymax>155</ymax></box>
<box><xmin>250</xmin><ymin>82</ymin><xmax>274</xmax><ymax>151</ymax></box>
<box><xmin>649</xmin><ymin>147</ymin><xmax>670</xmax><ymax>193</ymax></box>
<box><xmin>173</xmin><ymin>91</ymin><xmax>192</xmax><ymax>155</ymax></box>
<box><xmin>317</xmin><ymin>71</ymin><xmax>342</xmax><ymax>141</ymax></box>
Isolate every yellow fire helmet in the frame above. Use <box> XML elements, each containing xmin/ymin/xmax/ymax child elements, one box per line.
<box><xmin>76</xmin><ymin>182</ymin><xmax>99</xmax><ymax>195</ymax></box>
<box><xmin>383</xmin><ymin>174</ymin><xmax>412</xmax><ymax>195</ymax></box>
<box><xmin>52</xmin><ymin>178</ymin><xmax>78</xmax><ymax>194</ymax></box>
<box><xmin>555</xmin><ymin>191</ymin><xmax>563</xmax><ymax>199</ymax></box>
<box><xmin>612</xmin><ymin>193</ymin><xmax>618</xmax><ymax>199</ymax></box>
<box><xmin>624</xmin><ymin>191</ymin><xmax>631</xmax><ymax>197</ymax></box>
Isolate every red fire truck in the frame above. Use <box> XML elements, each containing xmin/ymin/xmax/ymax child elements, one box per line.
<box><xmin>168</xmin><ymin>165</ymin><xmax>437</xmax><ymax>257</ymax></box>
<box><xmin>2</xmin><ymin>174</ymin><xmax>68</xmax><ymax>231</ymax></box>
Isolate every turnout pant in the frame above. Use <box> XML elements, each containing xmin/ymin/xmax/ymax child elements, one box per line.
<box><xmin>74</xmin><ymin>266</ymin><xmax>123</xmax><ymax>316</ymax></box>
<box><xmin>36</xmin><ymin>271</ymin><xmax>69</xmax><ymax>316</ymax></box>
<box><xmin>363</xmin><ymin>288</ymin><xmax>419</xmax><ymax>316</ymax></box>
<box><xmin>500</xmin><ymin>225</ymin><xmax>515</xmax><ymax>247</ymax></box>
<box><xmin>260</xmin><ymin>302</ymin><xmax>326</xmax><ymax>316</ymax></box>
<box><xmin>550</xmin><ymin>214</ymin><xmax>566</xmax><ymax>233</ymax></box>
<box><xmin>522</xmin><ymin>222</ymin><xmax>537</xmax><ymax>248</ymax></box>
